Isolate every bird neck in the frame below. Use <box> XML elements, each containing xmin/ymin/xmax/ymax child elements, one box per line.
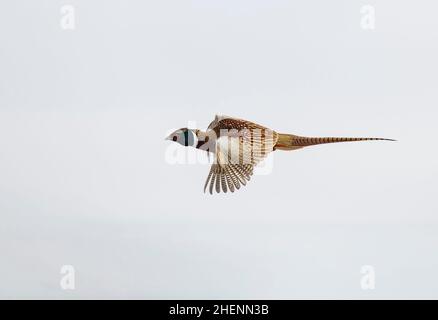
<box><xmin>195</xmin><ymin>130</ymin><xmax>213</xmax><ymax>151</ymax></box>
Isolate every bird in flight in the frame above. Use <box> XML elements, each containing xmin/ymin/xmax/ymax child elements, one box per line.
<box><xmin>166</xmin><ymin>115</ymin><xmax>394</xmax><ymax>194</ymax></box>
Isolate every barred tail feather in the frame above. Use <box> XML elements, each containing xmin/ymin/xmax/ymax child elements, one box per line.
<box><xmin>275</xmin><ymin>133</ymin><xmax>395</xmax><ymax>150</ymax></box>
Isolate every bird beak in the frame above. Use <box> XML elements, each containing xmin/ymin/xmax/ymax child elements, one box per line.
<box><xmin>165</xmin><ymin>132</ymin><xmax>176</xmax><ymax>141</ymax></box>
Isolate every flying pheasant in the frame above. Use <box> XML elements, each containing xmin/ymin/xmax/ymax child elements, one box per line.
<box><xmin>166</xmin><ymin>115</ymin><xmax>394</xmax><ymax>194</ymax></box>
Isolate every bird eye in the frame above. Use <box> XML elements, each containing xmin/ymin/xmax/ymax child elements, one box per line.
<box><xmin>172</xmin><ymin>136</ymin><xmax>178</xmax><ymax>142</ymax></box>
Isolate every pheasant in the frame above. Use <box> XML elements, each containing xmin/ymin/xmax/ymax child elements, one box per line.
<box><xmin>166</xmin><ymin>115</ymin><xmax>394</xmax><ymax>194</ymax></box>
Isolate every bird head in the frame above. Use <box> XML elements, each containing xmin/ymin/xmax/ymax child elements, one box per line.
<box><xmin>165</xmin><ymin>128</ymin><xmax>197</xmax><ymax>147</ymax></box>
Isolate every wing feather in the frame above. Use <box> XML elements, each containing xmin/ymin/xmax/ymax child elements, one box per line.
<box><xmin>209</xmin><ymin>168</ymin><xmax>216</xmax><ymax>195</ymax></box>
<box><xmin>204</xmin><ymin>167</ymin><xmax>214</xmax><ymax>193</ymax></box>
<box><xmin>220</xmin><ymin>169</ymin><xmax>228</xmax><ymax>193</ymax></box>
<box><xmin>224</xmin><ymin>167</ymin><xmax>234</xmax><ymax>192</ymax></box>
<box><xmin>215</xmin><ymin>168</ymin><xmax>221</xmax><ymax>194</ymax></box>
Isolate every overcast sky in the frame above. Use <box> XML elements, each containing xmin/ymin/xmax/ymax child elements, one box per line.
<box><xmin>0</xmin><ymin>0</ymin><xmax>437</xmax><ymax>299</ymax></box>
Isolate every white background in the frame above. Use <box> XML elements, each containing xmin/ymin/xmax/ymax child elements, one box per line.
<box><xmin>0</xmin><ymin>0</ymin><xmax>437</xmax><ymax>298</ymax></box>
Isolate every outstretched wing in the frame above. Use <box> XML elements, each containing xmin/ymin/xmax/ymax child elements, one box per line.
<box><xmin>203</xmin><ymin>135</ymin><xmax>254</xmax><ymax>194</ymax></box>
<box><xmin>203</xmin><ymin>116</ymin><xmax>278</xmax><ymax>194</ymax></box>
<box><xmin>203</xmin><ymin>163</ymin><xmax>254</xmax><ymax>194</ymax></box>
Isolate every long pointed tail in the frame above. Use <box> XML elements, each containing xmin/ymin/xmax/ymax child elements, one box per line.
<box><xmin>275</xmin><ymin>133</ymin><xmax>395</xmax><ymax>150</ymax></box>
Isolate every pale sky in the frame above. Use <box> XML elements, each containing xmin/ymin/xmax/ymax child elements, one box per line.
<box><xmin>0</xmin><ymin>0</ymin><xmax>437</xmax><ymax>299</ymax></box>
